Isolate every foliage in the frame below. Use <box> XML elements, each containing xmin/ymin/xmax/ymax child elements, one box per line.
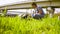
<box><xmin>0</xmin><ymin>16</ymin><xmax>60</xmax><ymax>34</ymax></box>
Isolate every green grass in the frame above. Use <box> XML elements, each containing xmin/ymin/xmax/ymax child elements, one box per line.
<box><xmin>0</xmin><ymin>16</ymin><xmax>60</xmax><ymax>34</ymax></box>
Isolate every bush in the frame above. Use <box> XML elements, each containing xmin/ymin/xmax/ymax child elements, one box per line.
<box><xmin>0</xmin><ymin>16</ymin><xmax>60</xmax><ymax>34</ymax></box>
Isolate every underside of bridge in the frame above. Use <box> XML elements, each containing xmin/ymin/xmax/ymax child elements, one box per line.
<box><xmin>0</xmin><ymin>0</ymin><xmax>60</xmax><ymax>10</ymax></box>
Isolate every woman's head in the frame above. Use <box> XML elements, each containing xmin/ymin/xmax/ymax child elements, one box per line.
<box><xmin>32</xmin><ymin>2</ymin><xmax>37</xmax><ymax>8</ymax></box>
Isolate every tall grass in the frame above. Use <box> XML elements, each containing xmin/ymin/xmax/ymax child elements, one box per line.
<box><xmin>0</xmin><ymin>16</ymin><xmax>60</xmax><ymax>34</ymax></box>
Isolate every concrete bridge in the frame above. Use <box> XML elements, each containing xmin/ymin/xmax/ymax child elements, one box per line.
<box><xmin>0</xmin><ymin>0</ymin><xmax>60</xmax><ymax>10</ymax></box>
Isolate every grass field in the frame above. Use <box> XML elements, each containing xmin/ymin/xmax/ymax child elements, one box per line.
<box><xmin>0</xmin><ymin>16</ymin><xmax>60</xmax><ymax>34</ymax></box>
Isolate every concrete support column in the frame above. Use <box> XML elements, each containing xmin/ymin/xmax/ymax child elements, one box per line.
<box><xmin>47</xmin><ymin>7</ymin><xmax>55</xmax><ymax>18</ymax></box>
<box><xmin>0</xmin><ymin>10</ymin><xmax>2</xmax><ymax>16</ymax></box>
<box><xmin>0</xmin><ymin>10</ymin><xmax>4</xmax><ymax>16</ymax></box>
<box><xmin>57</xmin><ymin>13</ymin><xmax>60</xmax><ymax>20</ymax></box>
<box><xmin>0</xmin><ymin>10</ymin><xmax>3</xmax><ymax>13</ymax></box>
<box><xmin>58</xmin><ymin>16</ymin><xmax>60</xmax><ymax>20</ymax></box>
<box><xmin>0</xmin><ymin>9</ymin><xmax>7</xmax><ymax>16</ymax></box>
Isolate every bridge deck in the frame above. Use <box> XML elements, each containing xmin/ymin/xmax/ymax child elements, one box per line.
<box><xmin>0</xmin><ymin>1</ymin><xmax>60</xmax><ymax>10</ymax></box>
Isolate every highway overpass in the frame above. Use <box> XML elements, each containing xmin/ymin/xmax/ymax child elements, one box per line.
<box><xmin>0</xmin><ymin>0</ymin><xmax>60</xmax><ymax>10</ymax></box>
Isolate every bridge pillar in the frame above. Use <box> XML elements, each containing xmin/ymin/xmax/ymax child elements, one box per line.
<box><xmin>0</xmin><ymin>9</ymin><xmax>7</xmax><ymax>16</ymax></box>
<box><xmin>0</xmin><ymin>10</ymin><xmax>4</xmax><ymax>16</ymax></box>
<box><xmin>47</xmin><ymin>6</ymin><xmax>55</xmax><ymax>18</ymax></box>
